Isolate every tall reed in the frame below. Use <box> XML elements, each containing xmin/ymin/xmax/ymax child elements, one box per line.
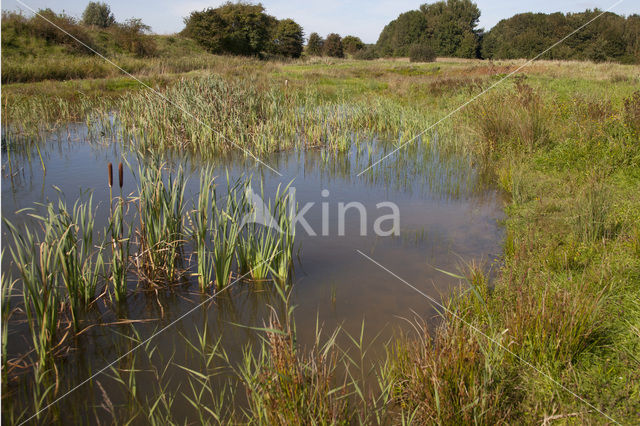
<box><xmin>1</xmin><ymin>250</ymin><xmax>16</xmax><ymax>378</ymax></box>
<box><xmin>135</xmin><ymin>163</ymin><xmax>186</xmax><ymax>284</ymax></box>
<box><xmin>4</xmin><ymin>218</ymin><xmax>63</xmax><ymax>371</ymax></box>
<box><xmin>47</xmin><ymin>197</ymin><xmax>105</xmax><ymax>329</ymax></box>
<box><xmin>190</xmin><ymin>168</ymin><xmax>215</xmax><ymax>291</ymax></box>
<box><xmin>210</xmin><ymin>176</ymin><xmax>244</xmax><ymax>289</ymax></box>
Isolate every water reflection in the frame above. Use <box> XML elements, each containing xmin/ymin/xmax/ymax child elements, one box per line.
<box><xmin>1</xmin><ymin>123</ymin><xmax>504</xmax><ymax>423</ymax></box>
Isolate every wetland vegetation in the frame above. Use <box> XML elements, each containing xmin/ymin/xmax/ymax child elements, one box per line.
<box><xmin>2</xmin><ymin>1</ymin><xmax>640</xmax><ymax>424</ymax></box>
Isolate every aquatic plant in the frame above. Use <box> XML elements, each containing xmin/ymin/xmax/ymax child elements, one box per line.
<box><xmin>4</xmin><ymin>217</ymin><xmax>64</xmax><ymax>372</ymax></box>
<box><xmin>210</xmin><ymin>176</ymin><xmax>244</xmax><ymax>289</ymax></box>
<box><xmin>135</xmin><ymin>163</ymin><xmax>186</xmax><ymax>284</ymax></box>
<box><xmin>190</xmin><ymin>167</ymin><xmax>216</xmax><ymax>291</ymax></box>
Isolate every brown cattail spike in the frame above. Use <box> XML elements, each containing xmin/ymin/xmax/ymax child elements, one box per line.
<box><xmin>108</xmin><ymin>163</ymin><xmax>113</xmax><ymax>188</ymax></box>
<box><xmin>118</xmin><ymin>162</ymin><xmax>123</xmax><ymax>188</ymax></box>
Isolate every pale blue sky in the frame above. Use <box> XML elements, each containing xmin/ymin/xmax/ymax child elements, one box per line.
<box><xmin>2</xmin><ymin>0</ymin><xmax>637</xmax><ymax>43</ymax></box>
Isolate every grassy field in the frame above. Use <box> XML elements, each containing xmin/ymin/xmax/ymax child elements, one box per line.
<box><xmin>2</xmin><ymin>54</ymin><xmax>640</xmax><ymax>423</ymax></box>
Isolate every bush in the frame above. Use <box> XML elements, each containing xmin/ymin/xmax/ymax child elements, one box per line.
<box><xmin>20</xmin><ymin>9</ymin><xmax>98</xmax><ymax>55</ymax></box>
<box><xmin>409</xmin><ymin>44</ymin><xmax>435</xmax><ymax>62</ymax></box>
<box><xmin>353</xmin><ymin>45</ymin><xmax>378</xmax><ymax>60</ymax></box>
<box><xmin>342</xmin><ymin>35</ymin><xmax>364</xmax><ymax>55</ymax></box>
<box><xmin>112</xmin><ymin>18</ymin><xmax>157</xmax><ymax>57</ymax></box>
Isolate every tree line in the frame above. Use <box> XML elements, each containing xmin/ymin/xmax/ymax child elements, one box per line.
<box><xmin>4</xmin><ymin>0</ymin><xmax>637</xmax><ymax>63</ymax></box>
<box><xmin>376</xmin><ymin>0</ymin><xmax>639</xmax><ymax>63</ymax></box>
<box><xmin>482</xmin><ymin>11</ymin><xmax>640</xmax><ymax>63</ymax></box>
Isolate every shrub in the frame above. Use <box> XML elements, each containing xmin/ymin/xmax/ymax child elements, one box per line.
<box><xmin>112</xmin><ymin>18</ymin><xmax>157</xmax><ymax>57</ymax></box>
<box><xmin>342</xmin><ymin>35</ymin><xmax>364</xmax><ymax>55</ymax></box>
<box><xmin>353</xmin><ymin>45</ymin><xmax>379</xmax><ymax>60</ymax></box>
<box><xmin>22</xmin><ymin>8</ymin><xmax>98</xmax><ymax>55</ymax></box>
<box><xmin>409</xmin><ymin>43</ymin><xmax>435</xmax><ymax>62</ymax></box>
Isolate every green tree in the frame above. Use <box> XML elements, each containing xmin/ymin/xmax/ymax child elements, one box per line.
<box><xmin>377</xmin><ymin>10</ymin><xmax>429</xmax><ymax>57</ymax></box>
<box><xmin>82</xmin><ymin>1</ymin><xmax>115</xmax><ymax>28</ymax></box>
<box><xmin>420</xmin><ymin>0</ymin><xmax>481</xmax><ymax>58</ymax></box>
<box><xmin>183</xmin><ymin>2</ymin><xmax>274</xmax><ymax>56</ymax></box>
<box><xmin>342</xmin><ymin>35</ymin><xmax>364</xmax><ymax>55</ymax></box>
<box><xmin>270</xmin><ymin>19</ymin><xmax>304</xmax><ymax>58</ymax></box>
<box><xmin>481</xmin><ymin>10</ymin><xmax>637</xmax><ymax>63</ymax></box>
<box><xmin>323</xmin><ymin>33</ymin><xmax>343</xmax><ymax>57</ymax></box>
<box><xmin>376</xmin><ymin>0</ymin><xmax>481</xmax><ymax>58</ymax></box>
<box><xmin>307</xmin><ymin>32</ymin><xmax>324</xmax><ymax>56</ymax></box>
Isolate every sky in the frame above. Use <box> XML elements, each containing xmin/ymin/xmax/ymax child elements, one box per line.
<box><xmin>2</xmin><ymin>0</ymin><xmax>637</xmax><ymax>44</ymax></box>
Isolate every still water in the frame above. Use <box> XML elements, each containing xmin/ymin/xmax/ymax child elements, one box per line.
<box><xmin>2</xmin><ymin>123</ymin><xmax>504</xmax><ymax>423</ymax></box>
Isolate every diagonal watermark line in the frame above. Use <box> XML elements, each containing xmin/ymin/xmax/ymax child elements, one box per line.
<box><xmin>355</xmin><ymin>249</ymin><xmax>620</xmax><ymax>425</ymax></box>
<box><xmin>15</xmin><ymin>0</ymin><xmax>283</xmax><ymax>177</ymax></box>
<box><xmin>357</xmin><ymin>0</ymin><xmax>626</xmax><ymax>177</ymax></box>
<box><xmin>18</xmin><ymin>252</ymin><xmax>281</xmax><ymax>425</ymax></box>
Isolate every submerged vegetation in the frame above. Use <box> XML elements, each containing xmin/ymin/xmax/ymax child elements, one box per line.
<box><xmin>1</xmin><ymin>16</ymin><xmax>640</xmax><ymax>422</ymax></box>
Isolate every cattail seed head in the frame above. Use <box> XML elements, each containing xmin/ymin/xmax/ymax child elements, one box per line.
<box><xmin>118</xmin><ymin>162</ymin><xmax>123</xmax><ymax>188</ymax></box>
<box><xmin>108</xmin><ymin>163</ymin><xmax>113</xmax><ymax>187</ymax></box>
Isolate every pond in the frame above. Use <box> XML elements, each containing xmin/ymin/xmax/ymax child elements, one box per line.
<box><xmin>1</xmin><ymin>123</ymin><xmax>504</xmax><ymax>423</ymax></box>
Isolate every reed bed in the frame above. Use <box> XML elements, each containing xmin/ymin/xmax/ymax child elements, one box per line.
<box><xmin>3</xmin><ymin>72</ymin><xmax>431</xmax><ymax>158</ymax></box>
<box><xmin>3</xmin><ymin>161</ymin><xmax>299</xmax><ymax>378</ymax></box>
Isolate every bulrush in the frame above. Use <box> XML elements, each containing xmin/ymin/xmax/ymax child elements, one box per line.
<box><xmin>108</xmin><ymin>162</ymin><xmax>113</xmax><ymax>188</ymax></box>
<box><xmin>119</xmin><ymin>162</ymin><xmax>124</xmax><ymax>189</ymax></box>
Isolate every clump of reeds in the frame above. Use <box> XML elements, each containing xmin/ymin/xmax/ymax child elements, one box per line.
<box><xmin>190</xmin><ymin>167</ymin><xmax>215</xmax><ymax>291</ymax></box>
<box><xmin>1</xmin><ymin>251</ymin><xmax>17</xmax><ymax>378</ymax></box>
<box><xmin>468</xmin><ymin>80</ymin><xmax>549</xmax><ymax>159</ymax></box>
<box><xmin>236</xmin><ymin>182</ymin><xmax>295</xmax><ymax>284</ymax></box>
<box><xmin>135</xmin><ymin>162</ymin><xmax>186</xmax><ymax>284</ymax></box>
<box><xmin>108</xmin><ymin>162</ymin><xmax>131</xmax><ymax>302</ymax></box>
<box><xmin>5</xmin><ymin>216</ymin><xmax>64</xmax><ymax>371</ymax></box>
<box><xmin>210</xmin><ymin>176</ymin><xmax>244</xmax><ymax>289</ymax></box>
<box><xmin>573</xmin><ymin>175</ymin><xmax>617</xmax><ymax>242</ymax></box>
<box><xmin>51</xmin><ymin>197</ymin><xmax>105</xmax><ymax>328</ymax></box>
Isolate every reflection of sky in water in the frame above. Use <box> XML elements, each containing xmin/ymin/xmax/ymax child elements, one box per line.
<box><xmin>1</xmin><ymin>123</ymin><xmax>504</xmax><ymax>421</ymax></box>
